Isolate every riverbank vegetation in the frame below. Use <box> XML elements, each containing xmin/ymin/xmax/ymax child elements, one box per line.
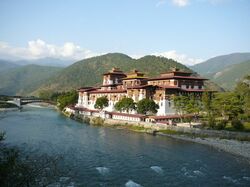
<box><xmin>0</xmin><ymin>101</ymin><xmax>18</xmax><ymax>108</ymax></box>
<box><xmin>114</xmin><ymin>97</ymin><xmax>159</xmax><ymax>115</ymax></box>
<box><xmin>39</xmin><ymin>90</ymin><xmax>78</xmax><ymax>110</ymax></box>
<box><xmin>173</xmin><ymin>76</ymin><xmax>250</xmax><ymax>132</ymax></box>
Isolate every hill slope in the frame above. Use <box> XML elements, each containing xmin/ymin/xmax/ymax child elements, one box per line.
<box><xmin>15</xmin><ymin>57</ymin><xmax>73</xmax><ymax>67</ymax></box>
<box><xmin>191</xmin><ymin>53</ymin><xmax>250</xmax><ymax>75</ymax></box>
<box><xmin>0</xmin><ymin>65</ymin><xmax>62</xmax><ymax>96</ymax></box>
<box><xmin>0</xmin><ymin>60</ymin><xmax>20</xmax><ymax>72</ymax></box>
<box><xmin>35</xmin><ymin>53</ymin><xmax>193</xmax><ymax>93</ymax></box>
<box><xmin>207</xmin><ymin>60</ymin><xmax>250</xmax><ymax>90</ymax></box>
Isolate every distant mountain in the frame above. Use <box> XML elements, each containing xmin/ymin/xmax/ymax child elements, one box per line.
<box><xmin>15</xmin><ymin>57</ymin><xmax>73</xmax><ymax>67</ymax></box>
<box><xmin>191</xmin><ymin>53</ymin><xmax>250</xmax><ymax>75</ymax></box>
<box><xmin>207</xmin><ymin>60</ymin><xmax>250</xmax><ymax>90</ymax></box>
<box><xmin>0</xmin><ymin>65</ymin><xmax>62</xmax><ymax>96</ymax></box>
<box><xmin>0</xmin><ymin>53</ymin><xmax>222</xmax><ymax>96</ymax></box>
<box><xmin>0</xmin><ymin>60</ymin><xmax>20</xmax><ymax>72</ymax></box>
<box><xmin>34</xmin><ymin>53</ymin><xmax>220</xmax><ymax>95</ymax></box>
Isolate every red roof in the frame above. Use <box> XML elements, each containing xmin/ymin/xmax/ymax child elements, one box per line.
<box><xmin>127</xmin><ymin>85</ymin><xmax>153</xmax><ymax>89</ymax></box>
<box><xmin>101</xmin><ymin>83</ymin><xmax>122</xmax><ymax>87</ymax></box>
<box><xmin>158</xmin><ymin>85</ymin><xmax>180</xmax><ymax>89</ymax></box>
<box><xmin>74</xmin><ymin>107</ymin><xmax>98</xmax><ymax>113</ymax></box>
<box><xmin>78</xmin><ymin>87</ymin><xmax>97</xmax><ymax>92</ymax></box>
<box><xmin>122</xmin><ymin>77</ymin><xmax>147</xmax><ymax>80</ymax></box>
<box><xmin>66</xmin><ymin>105</ymin><xmax>76</xmax><ymax>110</ymax></box>
<box><xmin>148</xmin><ymin>75</ymin><xmax>208</xmax><ymax>81</ymax></box>
<box><xmin>89</xmin><ymin>89</ymin><xmax>127</xmax><ymax>94</ymax></box>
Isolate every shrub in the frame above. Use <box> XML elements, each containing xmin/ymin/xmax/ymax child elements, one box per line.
<box><xmin>91</xmin><ymin>117</ymin><xmax>104</xmax><ymax>126</ymax></box>
<box><xmin>208</xmin><ymin>117</ymin><xmax>216</xmax><ymax>129</ymax></box>
<box><xmin>215</xmin><ymin>120</ymin><xmax>227</xmax><ymax>130</ymax></box>
<box><xmin>83</xmin><ymin>117</ymin><xmax>90</xmax><ymax>124</ymax></box>
<box><xmin>231</xmin><ymin>119</ymin><xmax>244</xmax><ymax>130</ymax></box>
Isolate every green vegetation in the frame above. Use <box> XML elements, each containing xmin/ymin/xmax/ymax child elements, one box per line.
<box><xmin>0</xmin><ymin>60</ymin><xmax>19</xmax><ymax>72</ymax></box>
<box><xmin>0</xmin><ymin>64</ymin><xmax>62</xmax><ymax>96</ymax></box>
<box><xmin>57</xmin><ymin>91</ymin><xmax>78</xmax><ymax>110</ymax></box>
<box><xmin>137</xmin><ymin>98</ymin><xmax>159</xmax><ymax>115</ymax></box>
<box><xmin>0</xmin><ymin>53</ymin><xmax>222</xmax><ymax>96</ymax></box>
<box><xmin>212</xmin><ymin>92</ymin><xmax>243</xmax><ymax>120</ymax></box>
<box><xmin>0</xmin><ymin>101</ymin><xmax>18</xmax><ymax>108</ymax></box>
<box><xmin>172</xmin><ymin>75</ymin><xmax>250</xmax><ymax>132</ymax></box>
<box><xmin>0</xmin><ymin>95</ymin><xmax>11</xmax><ymax>101</ymax></box>
<box><xmin>91</xmin><ymin>117</ymin><xmax>105</xmax><ymax>126</ymax></box>
<box><xmin>38</xmin><ymin>90</ymin><xmax>78</xmax><ymax>110</ymax></box>
<box><xmin>114</xmin><ymin>97</ymin><xmax>136</xmax><ymax>112</ymax></box>
<box><xmin>205</xmin><ymin>76</ymin><xmax>249</xmax><ymax>131</ymax></box>
<box><xmin>126</xmin><ymin>125</ymin><xmax>149</xmax><ymax>132</ymax></box>
<box><xmin>38</xmin><ymin>90</ymin><xmax>62</xmax><ymax>102</ymax></box>
<box><xmin>191</xmin><ymin>53</ymin><xmax>250</xmax><ymax>90</ymax></box>
<box><xmin>192</xmin><ymin>52</ymin><xmax>250</xmax><ymax>75</ymax></box>
<box><xmin>35</xmin><ymin>53</ymin><xmax>194</xmax><ymax>93</ymax></box>
<box><xmin>94</xmin><ymin>96</ymin><xmax>109</xmax><ymax>110</ymax></box>
<box><xmin>208</xmin><ymin>60</ymin><xmax>250</xmax><ymax>90</ymax></box>
<box><xmin>173</xmin><ymin>94</ymin><xmax>201</xmax><ymax>121</ymax></box>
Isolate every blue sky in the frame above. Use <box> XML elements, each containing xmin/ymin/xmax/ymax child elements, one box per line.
<box><xmin>0</xmin><ymin>0</ymin><xmax>249</xmax><ymax>65</ymax></box>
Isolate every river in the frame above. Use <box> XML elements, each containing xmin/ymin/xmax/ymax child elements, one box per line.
<box><xmin>0</xmin><ymin>106</ymin><xmax>250</xmax><ymax>187</ymax></box>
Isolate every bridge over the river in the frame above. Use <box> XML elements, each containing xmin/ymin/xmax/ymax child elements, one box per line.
<box><xmin>6</xmin><ymin>97</ymin><xmax>44</xmax><ymax>108</ymax></box>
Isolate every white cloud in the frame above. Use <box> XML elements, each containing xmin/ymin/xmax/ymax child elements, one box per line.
<box><xmin>0</xmin><ymin>39</ymin><xmax>100</xmax><ymax>61</ymax></box>
<box><xmin>172</xmin><ymin>0</ymin><xmax>189</xmax><ymax>7</ymax></box>
<box><xmin>0</xmin><ymin>40</ymin><xmax>204</xmax><ymax>66</ymax></box>
<box><xmin>151</xmin><ymin>50</ymin><xmax>203</xmax><ymax>65</ymax></box>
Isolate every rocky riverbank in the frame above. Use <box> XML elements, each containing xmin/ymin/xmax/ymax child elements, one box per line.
<box><xmin>158</xmin><ymin>133</ymin><xmax>250</xmax><ymax>161</ymax></box>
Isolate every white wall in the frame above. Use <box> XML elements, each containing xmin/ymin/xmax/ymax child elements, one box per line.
<box><xmin>112</xmin><ymin>115</ymin><xmax>141</xmax><ymax>122</ymax></box>
<box><xmin>156</xmin><ymin>99</ymin><xmax>176</xmax><ymax>116</ymax></box>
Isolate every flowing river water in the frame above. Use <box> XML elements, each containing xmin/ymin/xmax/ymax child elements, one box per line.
<box><xmin>0</xmin><ymin>106</ymin><xmax>250</xmax><ymax>186</ymax></box>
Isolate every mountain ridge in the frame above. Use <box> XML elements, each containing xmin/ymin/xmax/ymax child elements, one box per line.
<box><xmin>207</xmin><ymin>60</ymin><xmax>250</xmax><ymax>90</ymax></box>
<box><xmin>0</xmin><ymin>64</ymin><xmax>62</xmax><ymax>96</ymax></box>
<box><xmin>191</xmin><ymin>52</ymin><xmax>250</xmax><ymax>75</ymax></box>
<box><xmin>0</xmin><ymin>53</ymin><xmax>223</xmax><ymax>96</ymax></box>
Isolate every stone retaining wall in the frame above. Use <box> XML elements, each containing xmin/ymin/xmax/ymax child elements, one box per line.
<box><xmin>75</xmin><ymin>114</ymin><xmax>250</xmax><ymax>140</ymax></box>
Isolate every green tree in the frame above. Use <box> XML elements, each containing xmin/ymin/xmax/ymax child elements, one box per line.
<box><xmin>212</xmin><ymin>92</ymin><xmax>243</xmax><ymax>120</ymax></box>
<box><xmin>202</xmin><ymin>91</ymin><xmax>216</xmax><ymax>127</ymax></box>
<box><xmin>137</xmin><ymin>98</ymin><xmax>159</xmax><ymax>115</ymax></box>
<box><xmin>202</xmin><ymin>91</ymin><xmax>213</xmax><ymax>115</ymax></box>
<box><xmin>57</xmin><ymin>90</ymin><xmax>78</xmax><ymax>110</ymax></box>
<box><xmin>234</xmin><ymin>75</ymin><xmax>250</xmax><ymax>118</ymax></box>
<box><xmin>94</xmin><ymin>96</ymin><xmax>109</xmax><ymax>110</ymax></box>
<box><xmin>114</xmin><ymin>97</ymin><xmax>136</xmax><ymax>113</ymax></box>
<box><xmin>173</xmin><ymin>95</ymin><xmax>189</xmax><ymax>121</ymax></box>
<box><xmin>185</xmin><ymin>95</ymin><xmax>202</xmax><ymax>115</ymax></box>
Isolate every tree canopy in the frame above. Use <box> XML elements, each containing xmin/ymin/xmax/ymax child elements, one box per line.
<box><xmin>137</xmin><ymin>98</ymin><xmax>159</xmax><ymax>115</ymax></box>
<box><xmin>57</xmin><ymin>90</ymin><xmax>78</xmax><ymax>110</ymax></box>
<box><xmin>94</xmin><ymin>96</ymin><xmax>109</xmax><ymax>110</ymax></box>
<box><xmin>114</xmin><ymin>97</ymin><xmax>136</xmax><ymax>113</ymax></box>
